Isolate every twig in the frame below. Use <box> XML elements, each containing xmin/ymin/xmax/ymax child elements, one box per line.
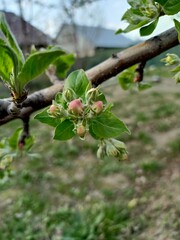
<box><xmin>134</xmin><ymin>61</ymin><xmax>146</xmax><ymax>83</ymax></box>
<box><xmin>45</xmin><ymin>65</ymin><xmax>61</xmax><ymax>85</ymax></box>
<box><xmin>18</xmin><ymin>116</ymin><xmax>30</xmax><ymax>150</ymax></box>
<box><xmin>86</xmin><ymin>27</ymin><xmax>178</xmax><ymax>86</ymax></box>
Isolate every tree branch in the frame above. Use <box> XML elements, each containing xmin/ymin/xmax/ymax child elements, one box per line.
<box><xmin>86</xmin><ymin>27</ymin><xmax>179</xmax><ymax>86</ymax></box>
<box><xmin>0</xmin><ymin>27</ymin><xmax>179</xmax><ymax>125</ymax></box>
<box><xmin>18</xmin><ymin>116</ymin><xmax>30</xmax><ymax>150</ymax></box>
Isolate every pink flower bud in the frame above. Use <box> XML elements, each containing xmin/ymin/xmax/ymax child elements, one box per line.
<box><xmin>49</xmin><ymin>104</ymin><xmax>58</xmax><ymax>115</ymax></box>
<box><xmin>76</xmin><ymin>124</ymin><xmax>86</xmax><ymax>138</ymax></box>
<box><xmin>92</xmin><ymin>101</ymin><xmax>103</xmax><ymax>114</ymax></box>
<box><xmin>68</xmin><ymin>99</ymin><xmax>83</xmax><ymax>115</ymax></box>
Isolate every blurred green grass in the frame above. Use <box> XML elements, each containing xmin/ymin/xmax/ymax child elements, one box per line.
<box><xmin>0</xmin><ymin>71</ymin><xmax>180</xmax><ymax>239</ymax></box>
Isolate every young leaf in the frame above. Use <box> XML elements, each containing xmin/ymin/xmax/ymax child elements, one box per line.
<box><xmin>117</xmin><ymin>1</ymin><xmax>160</xmax><ymax>35</ymax></box>
<box><xmin>54</xmin><ymin>119</ymin><xmax>75</xmax><ymax>141</ymax></box>
<box><xmin>138</xmin><ymin>82</ymin><xmax>152</xmax><ymax>91</ymax></box>
<box><xmin>89</xmin><ymin>111</ymin><xmax>130</xmax><ymax>139</ymax></box>
<box><xmin>0</xmin><ymin>41</ymin><xmax>18</xmax><ymax>85</ymax></box>
<box><xmin>173</xmin><ymin>72</ymin><xmax>180</xmax><ymax>83</ymax></box>
<box><xmin>64</xmin><ymin>69</ymin><xmax>90</xmax><ymax>97</ymax></box>
<box><xmin>34</xmin><ymin>107</ymin><xmax>60</xmax><ymax>127</ymax></box>
<box><xmin>23</xmin><ymin>135</ymin><xmax>34</xmax><ymax>152</ymax></box>
<box><xmin>120</xmin><ymin>8</ymin><xmax>150</xmax><ymax>33</ymax></box>
<box><xmin>174</xmin><ymin>19</ymin><xmax>180</xmax><ymax>42</ymax></box>
<box><xmin>128</xmin><ymin>0</ymin><xmax>141</xmax><ymax>8</ymax></box>
<box><xmin>8</xmin><ymin>128</ymin><xmax>22</xmax><ymax>149</ymax></box>
<box><xmin>140</xmin><ymin>19</ymin><xmax>159</xmax><ymax>36</ymax></box>
<box><xmin>0</xmin><ymin>12</ymin><xmax>24</xmax><ymax>68</ymax></box>
<box><xmin>118</xmin><ymin>66</ymin><xmax>136</xmax><ymax>90</ymax></box>
<box><xmin>97</xmin><ymin>91</ymin><xmax>107</xmax><ymax>104</ymax></box>
<box><xmin>172</xmin><ymin>65</ymin><xmax>180</xmax><ymax>73</ymax></box>
<box><xmin>54</xmin><ymin>54</ymin><xmax>75</xmax><ymax>79</ymax></box>
<box><xmin>89</xmin><ymin>124</ymin><xmax>100</xmax><ymax>139</ymax></box>
<box><xmin>156</xmin><ymin>0</ymin><xmax>180</xmax><ymax>15</ymax></box>
<box><xmin>17</xmin><ymin>46</ymin><xmax>66</xmax><ymax>91</ymax></box>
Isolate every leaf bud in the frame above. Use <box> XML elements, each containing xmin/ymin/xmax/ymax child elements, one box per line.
<box><xmin>121</xmin><ymin>152</ymin><xmax>128</xmax><ymax>161</ymax></box>
<box><xmin>141</xmin><ymin>6</ymin><xmax>157</xmax><ymax>18</ymax></box>
<box><xmin>106</xmin><ymin>141</ymin><xmax>120</xmax><ymax>158</ymax></box>
<box><xmin>110</xmin><ymin>138</ymin><xmax>126</xmax><ymax>150</ymax></box>
<box><xmin>63</xmin><ymin>88</ymin><xmax>76</xmax><ymax>102</ymax></box>
<box><xmin>68</xmin><ymin>99</ymin><xmax>83</xmax><ymax>115</ymax></box>
<box><xmin>110</xmin><ymin>139</ymin><xmax>128</xmax><ymax>161</ymax></box>
<box><xmin>161</xmin><ymin>54</ymin><xmax>180</xmax><ymax>66</ymax></box>
<box><xmin>85</xmin><ymin>88</ymin><xmax>99</xmax><ymax>103</ymax></box>
<box><xmin>97</xmin><ymin>144</ymin><xmax>106</xmax><ymax>159</ymax></box>
<box><xmin>92</xmin><ymin>101</ymin><xmax>104</xmax><ymax>114</ymax></box>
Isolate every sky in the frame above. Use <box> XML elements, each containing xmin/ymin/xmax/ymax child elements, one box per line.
<box><xmin>1</xmin><ymin>0</ymin><xmax>177</xmax><ymax>41</ymax></box>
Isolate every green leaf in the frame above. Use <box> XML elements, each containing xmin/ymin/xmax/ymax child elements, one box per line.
<box><xmin>64</xmin><ymin>69</ymin><xmax>90</xmax><ymax>98</ymax></box>
<box><xmin>155</xmin><ymin>0</ymin><xmax>168</xmax><ymax>4</ymax></box>
<box><xmin>55</xmin><ymin>92</ymin><xmax>64</xmax><ymax>103</ymax></box>
<box><xmin>128</xmin><ymin>0</ymin><xmax>141</xmax><ymax>8</ymax></box>
<box><xmin>0</xmin><ymin>12</ymin><xmax>24</xmax><ymax>68</ymax></box>
<box><xmin>118</xmin><ymin>66</ymin><xmax>136</xmax><ymax>90</ymax></box>
<box><xmin>8</xmin><ymin>127</ymin><xmax>34</xmax><ymax>151</ymax></box>
<box><xmin>97</xmin><ymin>91</ymin><xmax>107</xmax><ymax>104</ymax></box>
<box><xmin>18</xmin><ymin>46</ymin><xmax>66</xmax><ymax>91</ymax></box>
<box><xmin>54</xmin><ymin>119</ymin><xmax>75</xmax><ymax>141</ymax></box>
<box><xmin>54</xmin><ymin>54</ymin><xmax>75</xmax><ymax>79</ymax></box>
<box><xmin>89</xmin><ymin>111</ymin><xmax>130</xmax><ymax>139</ymax></box>
<box><xmin>174</xmin><ymin>19</ymin><xmax>180</xmax><ymax>42</ymax></box>
<box><xmin>115</xmin><ymin>29</ymin><xmax>123</xmax><ymax>34</ymax></box>
<box><xmin>117</xmin><ymin>1</ymin><xmax>160</xmax><ymax>35</ymax></box>
<box><xmin>8</xmin><ymin>128</ymin><xmax>22</xmax><ymax>149</ymax></box>
<box><xmin>0</xmin><ymin>41</ymin><xmax>18</xmax><ymax>86</ymax></box>
<box><xmin>34</xmin><ymin>107</ymin><xmax>60</xmax><ymax>127</ymax></box>
<box><xmin>123</xmin><ymin>21</ymin><xmax>149</xmax><ymax>33</ymax></box>
<box><xmin>138</xmin><ymin>82</ymin><xmax>152</xmax><ymax>91</ymax></box>
<box><xmin>23</xmin><ymin>136</ymin><xmax>34</xmax><ymax>152</ymax></box>
<box><xmin>156</xmin><ymin>0</ymin><xmax>180</xmax><ymax>15</ymax></box>
<box><xmin>119</xmin><ymin>8</ymin><xmax>150</xmax><ymax>33</ymax></box>
<box><xmin>172</xmin><ymin>65</ymin><xmax>180</xmax><ymax>73</ymax></box>
<box><xmin>140</xmin><ymin>19</ymin><xmax>159</xmax><ymax>36</ymax></box>
<box><xmin>89</xmin><ymin>124</ymin><xmax>100</xmax><ymax>139</ymax></box>
<box><xmin>174</xmin><ymin>71</ymin><xmax>180</xmax><ymax>83</ymax></box>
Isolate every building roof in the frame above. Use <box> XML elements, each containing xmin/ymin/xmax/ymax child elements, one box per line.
<box><xmin>0</xmin><ymin>11</ymin><xmax>52</xmax><ymax>48</ymax></box>
<box><xmin>57</xmin><ymin>24</ymin><xmax>133</xmax><ymax>49</ymax></box>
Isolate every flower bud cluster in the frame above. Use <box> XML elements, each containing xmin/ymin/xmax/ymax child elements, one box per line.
<box><xmin>48</xmin><ymin>87</ymin><xmax>105</xmax><ymax>140</ymax></box>
<box><xmin>48</xmin><ymin>85</ymin><xmax>128</xmax><ymax>160</ymax></box>
<box><xmin>97</xmin><ymin>138</ymin><xmax>128</xmax><ymax>161</ymax></box>
<box><xmin>161</xmin><ymin>54</ymin><xmax>180</xmax><ymax>66</ymax></box>
<box><xmin>141</xmin><ymin>5</ymin><xmax>158</xmax><ymax>18</ymax></box>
